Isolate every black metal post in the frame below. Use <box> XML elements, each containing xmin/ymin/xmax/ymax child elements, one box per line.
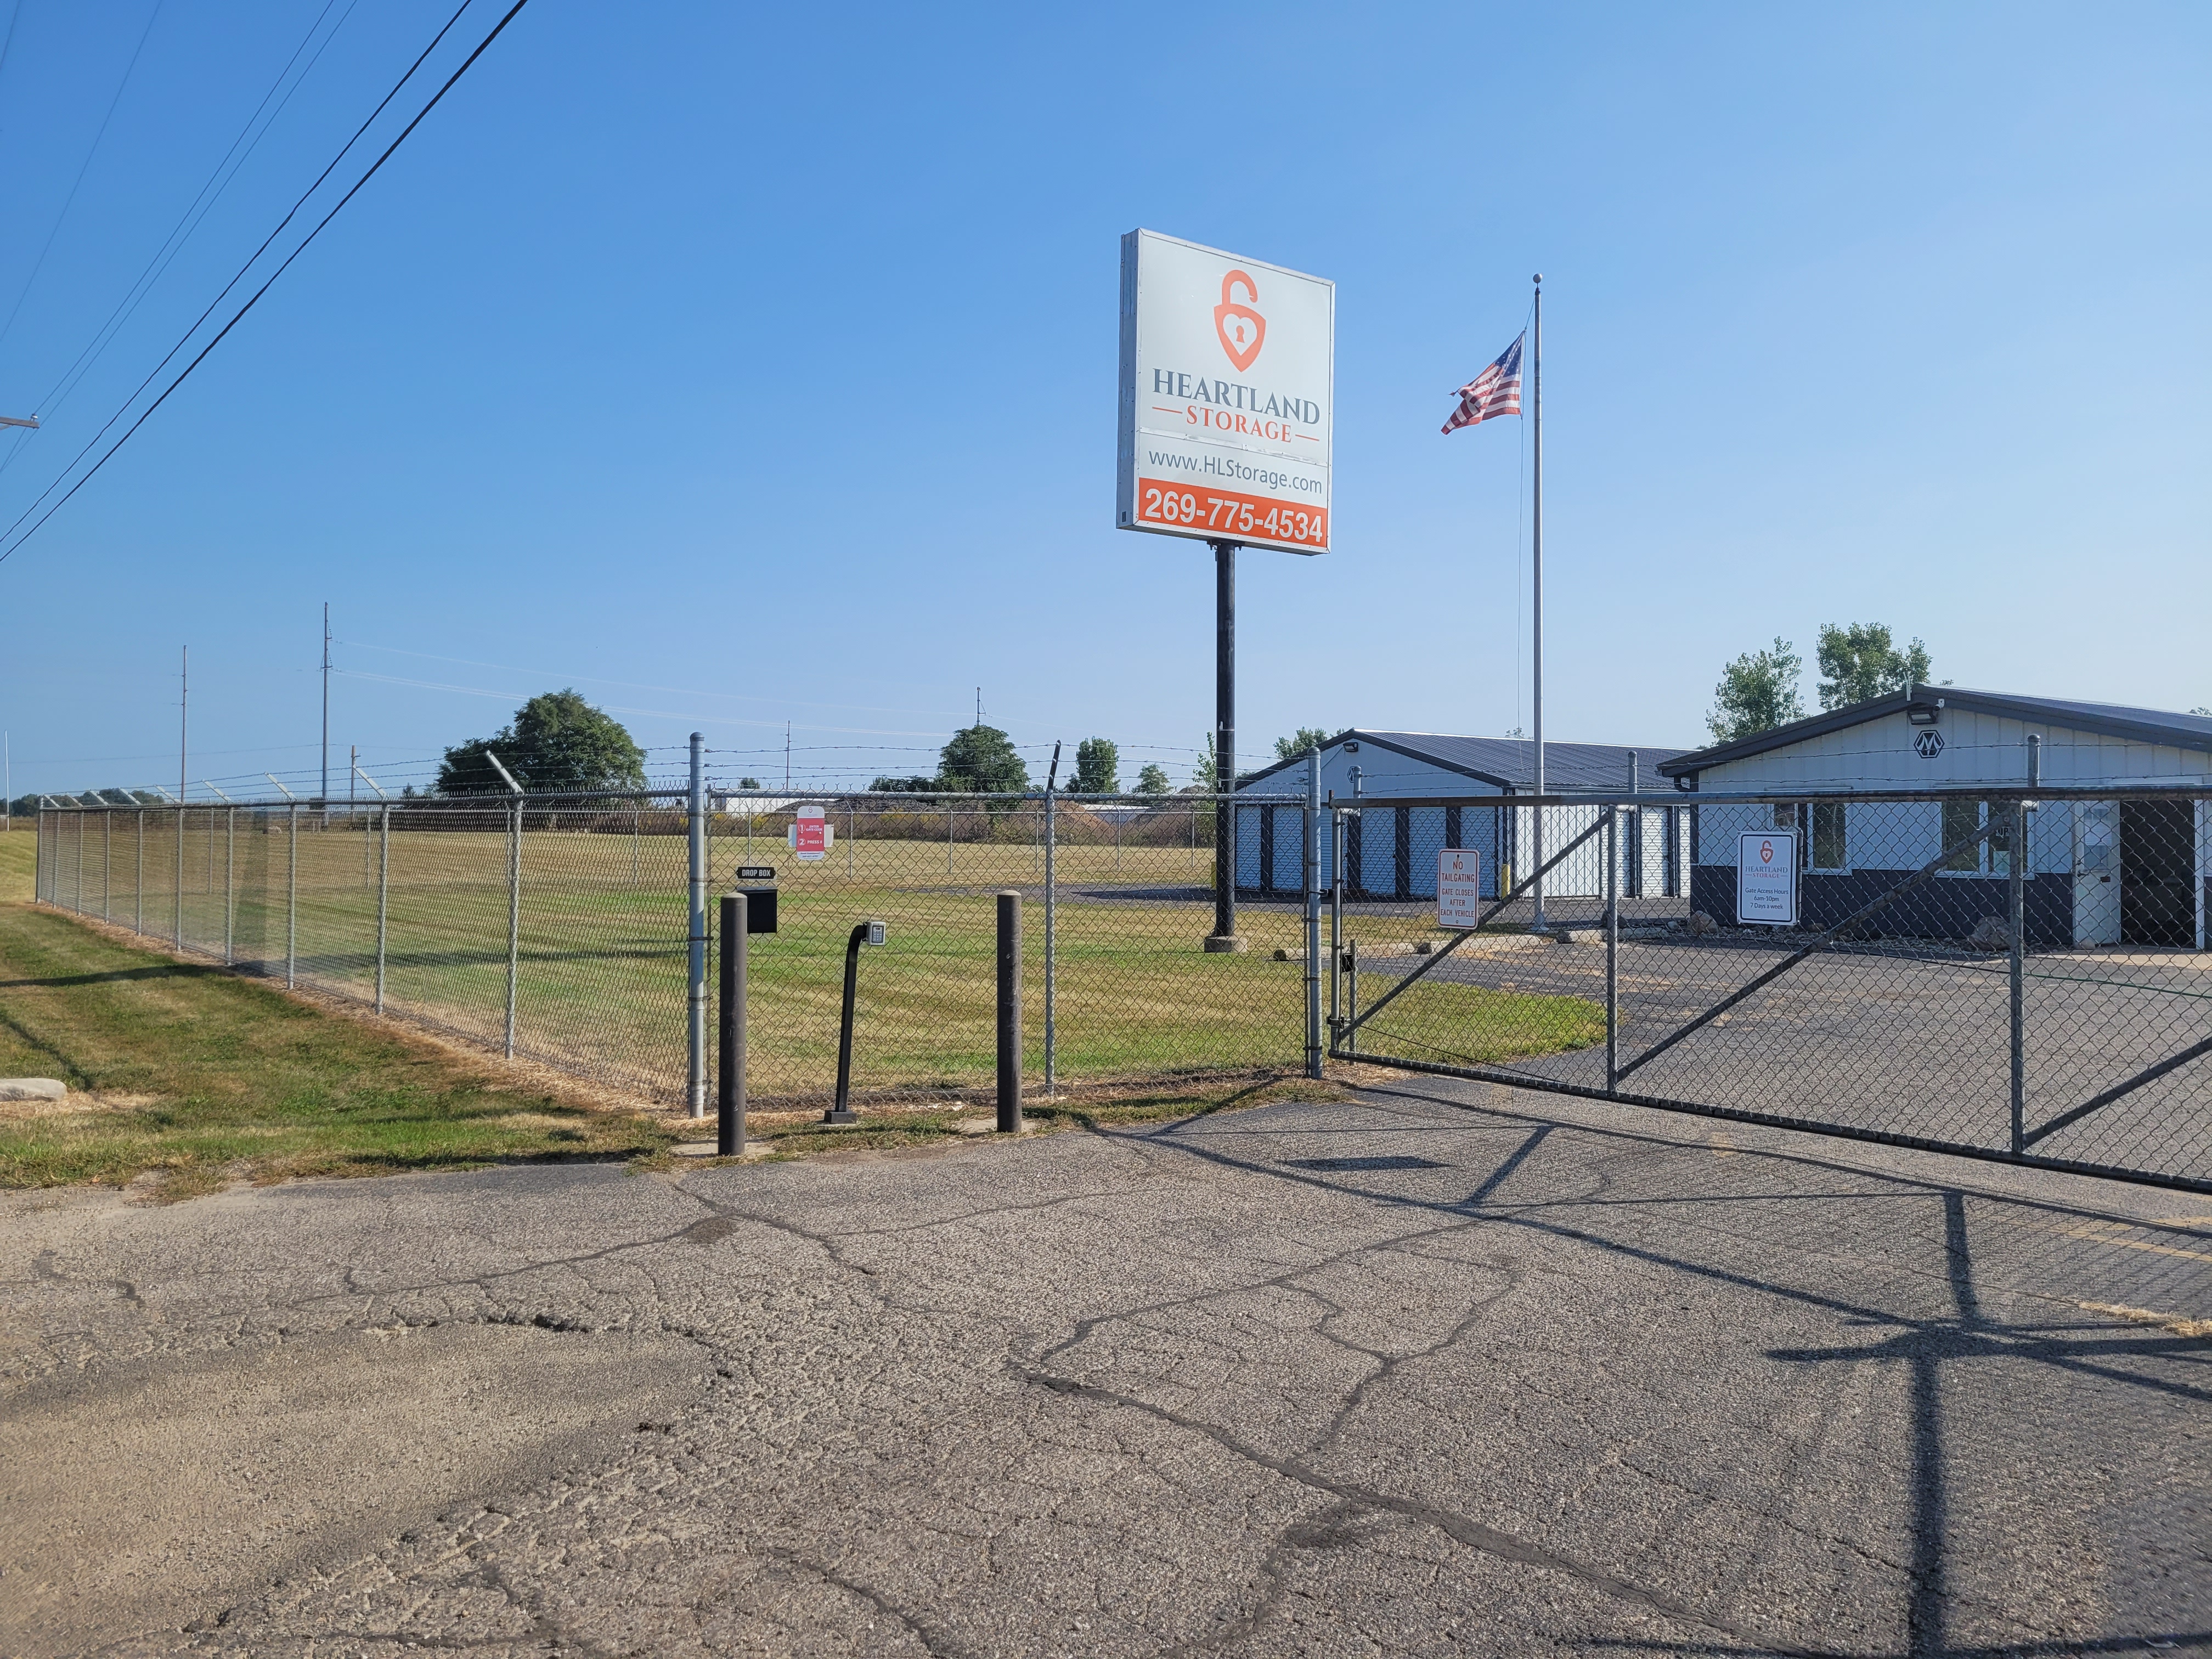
<box><xmin>719</xmin><ymin>894</ymin><xmax>748</xmax><ymax>1154</ymax></box>
<box><xmin>1345</xmin><ymin>936</ymin><xmax>1358</xmax><ymax>1058</ymax></box>
<box><xmin>1210</xmin><ymin>539</ymin><xmax>1239</xmax><ymax>948</ymax></box>
<box><xmin>997</xmin><ymin>890</ymin><xmax>1022</xmax><ymax>1131</ymax></box>
<box><xmin>826</xmin><ymin>920</ymin><xmax>867</xmax><ymax>1125</ymax></box>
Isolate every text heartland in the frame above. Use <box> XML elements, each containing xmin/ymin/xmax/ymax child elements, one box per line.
<box><xmin>1150</xmin><ymin>369</ymin><xmax>1322</xmax><ymax>433</ymax></box>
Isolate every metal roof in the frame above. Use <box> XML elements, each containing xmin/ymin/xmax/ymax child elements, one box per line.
<box><xmin>1239</xmin><ymin>729</ymin><xmax>1689</xmax><ymax>793</ymax></box>
<box><xmin>1657</xmin><ymin>685</ymin><xmax>2212</xmax><ymax>777</ymax></box>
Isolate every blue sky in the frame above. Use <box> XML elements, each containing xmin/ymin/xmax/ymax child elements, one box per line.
<box><xmin>1</xmin><ymin>1</ymin><xmax>2204</xmax><ymax>799</ymax></box>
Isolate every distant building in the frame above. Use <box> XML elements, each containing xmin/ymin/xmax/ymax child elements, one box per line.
<box><xmin>1234</xmin><ymin>729</ymin><xmax>1691</xmax><ymax>902</ymax></box>
<box><xmin>1658</xmin><ymin>686</ymin><xmax>2212</xmax><ymax>948</ymax></box>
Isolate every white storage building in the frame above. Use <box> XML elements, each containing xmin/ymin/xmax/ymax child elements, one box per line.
<box><xmin>1233</xmin><ymin>729</ymin><xmax>1691</xmax><ymax>902</ymax></box>
<box><xmin>1657</xmin><ymin>686</ymin><xmax>2212</xmax><ymax>949</ymax></box>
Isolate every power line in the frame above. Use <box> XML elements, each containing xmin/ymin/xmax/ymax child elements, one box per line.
<box><xmin>0</xmin><ymin>0</ymin><xmax>166</xmax><ymax>359</ymax></box>
<box><xmin>0</xmin><ymin>0</ymin><xmax>360</xmax><ymax>476</ymax></box>
<box><xmin>0</xmin><ymin>0</ymin><xmax>517</xmax><ymax>566</ymax></box>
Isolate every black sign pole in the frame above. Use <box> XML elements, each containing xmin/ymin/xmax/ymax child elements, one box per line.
<box><xmin>1209</xmin><ymin>538</ymin><xmax>1240</xmax><ymax>950</ymax></box>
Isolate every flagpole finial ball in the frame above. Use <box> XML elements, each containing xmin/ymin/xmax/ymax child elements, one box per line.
<box><xmin>1533</xmin><ymin>273</ymin><xmax>1543</xmax><ymax>285</ymax></box>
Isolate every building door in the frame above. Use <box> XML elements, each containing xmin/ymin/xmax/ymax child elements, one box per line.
<box><xmin>2120</xmin><ymin>798</ymin><xmax>2195</xmax><ymax>947</ymax></box>
<box><xmin>2073</xmin><ymin>803</ymin><xmax>2120</xmax><ymax>946</ymax></box>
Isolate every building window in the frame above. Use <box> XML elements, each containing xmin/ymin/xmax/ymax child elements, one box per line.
<box><xmin>1940</xmin><ymin>799</ymin><xmax>2011</xmax><ymax>876</ymax></box>
<box><xmin>1812</xmin><ymin>802</ymin><xmax>1847</xmax><ymax>871</ymax></box>
<box><xmin>1940</xmin><ymin>798</ymin><xmax>1980</xmax><ymax>872</ymax></box>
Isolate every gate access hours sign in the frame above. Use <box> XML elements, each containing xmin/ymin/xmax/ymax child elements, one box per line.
<box><xmin>1438</xmin><ymin>849</ymin><xmax>1481</xmax><ymax>930</ymax></box>
<box><xmin>1736</xmin><ymin>831</ymin><xmax>1798</xmax><ymax>926</ymax></box>
<box><xmin>1117</xmin><ymin>230</ymin><xmax>1334</xmax><ymax>555</ymax></box>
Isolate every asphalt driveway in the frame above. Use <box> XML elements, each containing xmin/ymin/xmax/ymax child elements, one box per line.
<box><xmin>4</xmin><ymin>1079</ymin><xmax>2208</xmax><ymax>1656</ymax></box>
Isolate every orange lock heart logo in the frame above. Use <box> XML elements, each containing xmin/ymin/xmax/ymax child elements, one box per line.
<box><xmin>1213</xmin><ymin>270</ymin><xmax>1266</xmax><ymax>372</ymax></box>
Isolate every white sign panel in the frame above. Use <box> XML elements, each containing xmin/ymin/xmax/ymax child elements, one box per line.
<box><xmin>1438</xmin><ymin>849</ymin><xmax>1481</xmax><ymax>930</ymax></box>
<box><xmin>789</xmin><ymin>804</ymin><xmax>833</xmax><ymax>862</ymax></box>
<box><xmin>1736</xmin><ymin>831</ymin><xmax>1798</xmax><ymax>926</ymax></box>
<box><xmin>1117</xmin><ymin>229</ymin><xmax>1334</xmax><ymax>555</ymax></box>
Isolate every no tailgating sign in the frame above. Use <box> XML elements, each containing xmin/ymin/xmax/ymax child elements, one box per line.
<box><xmin>1117</xmin><ymin>230</ymin><xmax>1334</xmax><ymax>555</ymax></box>
<box><xmin>1736</xmin><ymin>831</ymin><xmax>1798</xmax><ymax>926</ymax></box>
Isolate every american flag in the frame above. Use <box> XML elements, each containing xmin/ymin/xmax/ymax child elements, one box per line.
<box><xmin>1442</xmin><ymin>334</ymin><xmax>1523</xmax><ymax>435</ymax></box>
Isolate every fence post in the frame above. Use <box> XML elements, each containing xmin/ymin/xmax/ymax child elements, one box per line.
<box><xmin>505</xmin><ymin>796</ymin><xmax>522</xmax><ymax>1059</ymax></box>
<box><xmin>174</xmin><ymin>805</ymin><xmax>184</xmax><ymax>948</ymax></box>
<box><xmin>1045</xmin><ymin>764</ymin><xmax>1057</xmax><ymax>1099</ymax></box>
<box><xmin>2009</xmin><ymin>796</ymin><xmax>2027</xmax><ymax>1154</ymax></box>
<box><xmin>224</xmin><ymin>808</ymin><xmax>235</xmax><ymax>965</ymax></box>
<box><xmin>102</xmin><ymin>810</ymin><xmax>111</xmax><ymax>919</ymax></box>
<box><xmin>1305</xmin><ymin>755</ymin><xmax>1322</xmax><ymax>1078</ymax></box>
<box><xmin>1605</xmin><ymin>805</ymin><xmax>1620</xmax><ymax>1093</ymax></box>
<box><xmin>687</xmin><ymin>733</ymin><xmax>707</xmax><ymax>1119</ymax></box>
<box><xmin>136</xmin><ymin>809</ymin><xmax>144</xmax><ymax>932</ymax></box>
<box><xmin>1329</xmin><ymin>805</ymin><xmax>1344</xmax><ymax>1050</ymax></box>
<box><xmin>996</xmin><ymin>890</ymin><xmax>1022</xmax><ymax>1132</ymax></box>
<box><xmin>375</xmin><ymin>803</ymin><xmax>390</xmax><ymax>1012</ymax></box>
<box><xmin>286</xmin><ymin>802</ymin><xmax>298</xmax><ymax>988</ymax></box>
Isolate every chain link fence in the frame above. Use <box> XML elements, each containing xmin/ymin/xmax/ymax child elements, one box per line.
<box><xmin>1322</xmin><ymin>786</ymin><xmax>2212</xmax><ymax>1193</ymax></box>
<box><xmin>32</xmin><ymin>787</ymin><xmax>1312</xmax><ymax>1110</ymax></box>
<box><xmin>35</xmin><ymin>776</ymin><xmax>2212</xmax><ymax>1191</ymax></box>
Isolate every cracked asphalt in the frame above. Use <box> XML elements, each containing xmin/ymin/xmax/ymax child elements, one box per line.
<box><xmin>4</xmin><ymin>1079</ymin><xmax>2209</xmax><ymax>1657</ymax></box>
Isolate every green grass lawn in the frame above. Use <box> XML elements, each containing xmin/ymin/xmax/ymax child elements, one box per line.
<box><xmin>20</xmin><ymin>818</ymin><xmax>1606</xmax><ymax>1115</ymax></box>
<box><xmin>0</xmin><ymin>901</ymin><xmax>676</xmax><ymax>1194</ymax></box>
<box><xmin>0</xmin><ymin>830</ymin><xmax>33</xmax><ymax>904</ymax></box>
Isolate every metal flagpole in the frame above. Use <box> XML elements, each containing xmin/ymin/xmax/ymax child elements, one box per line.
<box><xmin>1529</xmin><ymin>274</ymin><xmax>1547</xmax><ymax>931</ymax></box>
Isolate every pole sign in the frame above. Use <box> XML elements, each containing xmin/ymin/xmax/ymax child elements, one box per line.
<box><xmin>1736</xmin><ymin>830</ymin><xmax>1798</xmax><ymax>926</ymax></box>
<box><xmin>1438</xmin><ymin>849</ymin><xmax>1481</xmax><ymax>930</ymax></box>
<box><xmin>1117</xmin><ymin>229</ymin><xmax>1334</xmax><ymax>555</ymax></box>
<box><xmin>789</xmin><ymin>805</ymin><xmax>832</xmax><ymax>862</ymax></box>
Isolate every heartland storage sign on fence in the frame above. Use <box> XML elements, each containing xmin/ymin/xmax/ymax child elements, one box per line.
<box><xmin>1117</xmin><ymin>229</ymin><xmax>1334</xmax><ymax>555</ymax></box>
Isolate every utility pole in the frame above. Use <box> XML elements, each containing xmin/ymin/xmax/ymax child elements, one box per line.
<box><xmin>179</xmin><ymin>647</ymin><xmax>188</xmax><ymax>805</ymax></box>
<box><xmin>783</xmin><ymin>720</ymin><xmax>791</xmax><ymax>793</ymax></box>
<box><xmin>320</xmin><ymin>602</ymin><xmax>331</xmax><ymax>808</ymax></box>
<box><xmin>3</xmin><ymin>730</ymin><xmax>9</xmax><ymax>832</ymax></box>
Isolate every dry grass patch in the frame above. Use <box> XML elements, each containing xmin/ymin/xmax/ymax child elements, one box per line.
<box><xmin>2080</xmin><ymin>1301</ymin><xmax>2212</xmax><ymax>1340</ymax></box>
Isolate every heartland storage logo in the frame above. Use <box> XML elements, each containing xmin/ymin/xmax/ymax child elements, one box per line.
<box><xmin>1148</xmin><ymin>370</ymin><xmax>1323</xmax><ymax>444</ymax></box>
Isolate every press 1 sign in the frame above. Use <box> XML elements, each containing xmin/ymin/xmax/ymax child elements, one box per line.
<box><xmin>1116</xmin><ymin>229</ymin><xmax>1335</xmax><ymax>555</ymax></box>
<box><xmin>1736</xmin><ymin>831</ymin><xmax>1798</xmax><ymax>926</ymax></box>
<box><xmin>789</xmin><ymin>805</ymin><xmax>833</xmax><ymax>862</ymax></box>
<box><xmin>1438</xmin><ymin>849</ymin><xmax>1481</xmax><ymax>930</ymax></box>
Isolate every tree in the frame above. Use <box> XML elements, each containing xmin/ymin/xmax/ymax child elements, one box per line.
<box><xmin>870</xmin><ymin>775</ymin><xmax>937</xmax><ymax>793</ymax></box>
<box><xmin>936</xmin><ymin>724</ymin><xmax>1028</xmax><ymax>793</ymax></box>
<box><xmin>1708</xmin><ymin>637</ymin><xmax>1806</xmax><ymax>743</ymax></box>
<box><xmin>738</xmin><ymin>776</ymin><xmax>761</xmax><ymax>789</ymax></box>
<box><xmin>1192</xmin><ymin>732</ymin><xmax>1219</xmax><ymax>793</ymax></box>
<box><xmin>1273</xmin><ymin>727</ymin><xmax>1331</xmax><ymax>762</ymax></box>
<box><xmin>436</xmin><ymin>690</ymin><xmax>646</xmax><ymax>795</ymax></box>
<box><xmin>1815</xmin><ymin>623</ymin><xmax>1932</xmax><ymax>711</ymax></box>
<box><xmin>1071</xmin><ymin>737</ymin><xmax>1119</xmax><ymax>795</ymax></box>
<box><xmin>1135</xmin><ymin>763</ymin><xmax>1171</xmax><ymax>802</ymax></box>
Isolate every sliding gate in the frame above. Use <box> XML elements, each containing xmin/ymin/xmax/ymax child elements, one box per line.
<box><xmin>1326</xmin><ymin>788</ymin><xmax>2212</xmax><ymax>1195</ymax></box>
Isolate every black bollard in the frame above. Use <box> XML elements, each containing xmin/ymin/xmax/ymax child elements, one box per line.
<box><xmin>996</xmin><ymin>890</ymin><xmax>1022</xmax><ymax>1133</ymax></box>
<box><xmin>717</xmin><ymin>893</ymin><xmax>746</xmax><ymax>1155</ymax></box>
